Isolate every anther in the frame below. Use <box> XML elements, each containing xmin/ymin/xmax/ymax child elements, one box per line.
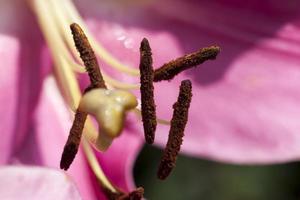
<box><xmin>157</xmin><ymin>80</ymin><xmax>192</xmax><ymax>180</ymax></box>
<box><xmin>60</xmin><ymin>110</ymin><xmax>87</xmax><ymax>170</ymax></box>
<box><xmin>139</xmin><ymin>38</ymin><xmax>157</xmax><ymax>144</ymax></box>
<box><xmin>60</xmin><ymin>23</ymin><xmax>107</xmax><ymax>170</ymax></box>
<box><xmin>103</xmin><ymin>186</ymin><xmax>144</xmax><ymax>200</ymax></box>
<box><xmin>70</xmin><ymin>23</ymin><xmax>106</xmax><ymax>89</ymax></box>
<box><xmin>117</xmin><ymin>187</ymin><xmax>144</xmax><ymax>200</ymax></box>
<box><xmin>153</xmin><ymin>46</ymin><xmax>220</xmax><ymax>82</ymax></box>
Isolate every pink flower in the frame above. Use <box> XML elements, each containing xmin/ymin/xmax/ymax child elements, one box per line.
<box><xmin>1</xmin><ymin>0</ymin><xmax>300</xmax><ymax>199</ymax></box>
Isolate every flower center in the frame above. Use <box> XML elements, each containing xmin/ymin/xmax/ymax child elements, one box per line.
<box><xmin>79</xmin><ymin>88</ymin><xmax>138</xmax><ymax>150</ymax></box>
<box><xmin>28</xmin><ymin>0</ymin><xmax>220</xmax><ymax>198</ymax></box>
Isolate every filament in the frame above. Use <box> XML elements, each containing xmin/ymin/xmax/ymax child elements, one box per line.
<box><xmin>30</xmin><ymin>0</ymin><xmax>119</xmax><ymax>194</ymax></box>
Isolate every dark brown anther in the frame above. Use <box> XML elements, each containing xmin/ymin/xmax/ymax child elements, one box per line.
<box><xmin>154</xmin><ymin>46</ymin><xmax>220</xmax><ymax>82</ymax></box>
<box><xmin>117</xmin><ymin>187</ymin><xmax>144</xmax><ymax>200</ymax></box>
<box><xmin>157</xmin><ymin>80</ymin><xmax>192</xmax><ymax>180</ymax></box>
<box><xmin>103</xmin><ymin>186</ymin><xmax>144</xmax><ymax>200</ymax></box>
<box><xmin>139</xmin><ymin>38</ymin><xmax>157</xmax><ymax>144</ymax></box>
<box><xmin>60</xmin><ymin>110</ymin><xmax>87</xmax><ymax>170</ymax></box>
<box><xmin>60</xmin><ymin>23</ymin><xmax>107</xmax><ymax>170</ymax></box>
<box><xmin>70</xmin><ymin>23</ymin><xmax>106</xmax><ymax>89</ymax></box>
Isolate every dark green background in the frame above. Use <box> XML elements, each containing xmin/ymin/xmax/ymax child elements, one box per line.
<box><xmin>134</xmin><ymin>145</ymin><xmax>300</xmax><ymax>200</ymax></box>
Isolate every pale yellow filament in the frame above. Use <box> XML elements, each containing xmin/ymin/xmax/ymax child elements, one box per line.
<box><xmin>82</xmin><ymin>138</ymin><xmax>116</xmax><ymax>192</ymax></box>
<box><xmin>30</xmin><ymin>0</ymin><xmax>80</xmax><ymax>109</ymax></box>
<box><xmin>70</xmin><ymin>61</ymin><xmax>140</xmax><ymax>90</ymax></box>
<box><xmin>48</xmin><ymin>0</ymin><xmax>82</xmax><ymax>63</ymax></box>
<box><xmin>133</xmin><ymin>108</ymin><xmax>170</xmax><ymax>125</ymax></box>
<box><xmin>30</xmin><ymin>0</ymin><xmax>116</xmax><ymax>193</ymax></box>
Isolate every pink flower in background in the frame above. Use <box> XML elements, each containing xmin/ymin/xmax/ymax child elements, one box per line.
<box><xmin>1</xmin><ymin>0</ymin><xmax>300</xmax><ymax>199</ymax></box>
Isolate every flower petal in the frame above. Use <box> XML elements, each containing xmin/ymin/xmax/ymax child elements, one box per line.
<box><xmin>78</xmin><ymin>0</ymin><xmax>300</xmax><ymax>163</ymax></box>
<box><xmin>14</xmin><ymin>76</ymin><xmax>102</xmax><ymax>199</ymax></box>
<box><xmin>0</xmin><ymin>166</ymin><xmax>81</xmax><ymax>200</ymax></box>
<box><xmin>0</xmin><ymin>35</ymin><xmax>20</xmax><ymax>164</ymax></box>
<box><xmin>152</xmin><ymin>0</ymin><xmax>300</xmax><ymax>164</ymax></box>
<box><xmin>0</xmin><ymin>0</ymin><xmax>51</xmax><ymax>164</ymax></box>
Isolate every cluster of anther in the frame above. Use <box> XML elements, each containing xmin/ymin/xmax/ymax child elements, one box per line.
<box><xmin>139</xmin><ymin>39</ymin><xmax>219</xmax><ymax>180</ymax></box>
<box><xmin>59</xmin><ymin>23</ymin><xmax>220</xmax><ymax>199</ymax></box>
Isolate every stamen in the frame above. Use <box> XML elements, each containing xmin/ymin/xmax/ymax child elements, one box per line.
<box><xmin>154</xmin><ymin>46</ymin><xmax>220</xmax><ymax>82</ymax></box>
<box><xmin>60</xmin><ymin>110</ymin><xmax>87</xmax><ymax>170</ymax></box>
<box><xmin>61</xmin><ymin>23</ymin><xmax>107</xmax><ymax>170</ymax></box>
<box><xmin>157</xmin><ymin>80</ymin><xmax>192</xmax><ymax>180</ymax></box>
<box><xmin>31</xmin><ymin>0</ymin><xmax>123</xmax><ymax>194</ymax></box>
<box><xmin>139</xmin><ymin>38</ymin><xmax>157</xmax><ymax>144</ymax></box>
<box><xmin>70</xmin><ymin>23</ymin><xmax>107</xmax><ymax>89</ymax></box>
<box><xmin>30</xmin><ymin>0</ymin><xmax>81</xmax><ymax>109</ymax></box>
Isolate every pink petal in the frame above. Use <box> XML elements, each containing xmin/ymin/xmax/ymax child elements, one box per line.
<box><xmin>152</xmin><ymin>0</ymin><xmax>300</xmax><ymax>164</ymax></box>
<box><xmin>0</xmin><ymin>35</ymin><xmax>19</xmax><ymax>164</ymax></box>
<box><xmin>0</xmin><ymin>0</ymin><xmax>51</xmax><ymax>163</ymax></box>
<box><xmin>0</xmin><ymin>166</ymin><xmax>81</xmax><ymax>200</ymax></box>
<box><xmin>77</xmin><ymin>0</ymin><xmax>300</xmax><ymax>163</ymax></box>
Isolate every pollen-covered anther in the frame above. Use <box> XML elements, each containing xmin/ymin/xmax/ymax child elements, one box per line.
<box><xmin>157</xmin><ymin>80</ymin><xmax>192</xmax><ymax>180</ymax></box>
<box><xmin>117</xmin><ymin>187</ymin><xmax>144</xmax><ymax>200</ymax></box>
<box><xmin>154</xmin><ymin>46</ymin><xmax>220</xmax><ymax>82</ymax></box>
<box><xmin>78</xmin><ymin>88</ymin><xmax>138</xmax><ymax>150</ymax></box>
<box><xmin>104</xmin><ymin>186</ymin><xmax>144</xmax><ymax>200</ymax></box>
<box><xmin>139</xmin><ymin>38</ymin><xmax>157</xmax><ymax>144</ymax></box>
<box><xmin>70</xmin><ymin>23</ymin><xmax>106</xmax><ymax>89</ymax></box>
<box><xmin>60</xmin><ymin>23</ymin><xmax>108</xmax><ymax>171</ymax></box>
<box><xmin>60</xmin><ymin>110</ymin><xmax>87</xmax><ymax>170</ymax></box>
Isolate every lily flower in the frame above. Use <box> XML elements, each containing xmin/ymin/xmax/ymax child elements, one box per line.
<box><xmin>1</xmin><ymin>0</ymin><xmax>300</xmax><ymax>199</ymax></box>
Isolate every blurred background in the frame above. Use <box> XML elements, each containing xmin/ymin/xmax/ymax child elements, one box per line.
<box><xmin>134</xmin><ymin>145</ymin><xmax>300</xmax><ymax>200</ymax></box>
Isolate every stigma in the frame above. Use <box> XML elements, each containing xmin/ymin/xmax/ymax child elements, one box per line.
<box><xmin>79</xmin><ymin>88</ymin><xmax>138</xmax><ymax>150</ymax></box>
